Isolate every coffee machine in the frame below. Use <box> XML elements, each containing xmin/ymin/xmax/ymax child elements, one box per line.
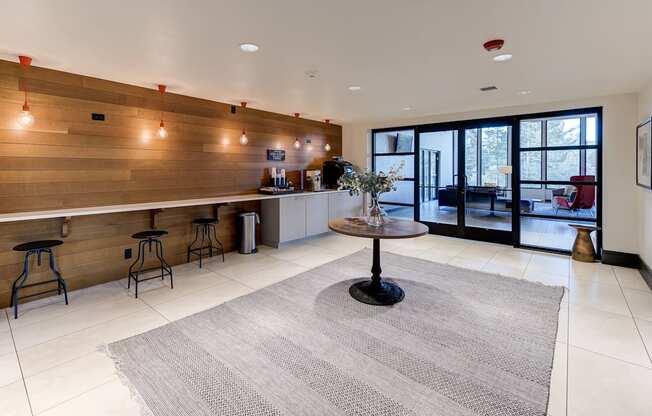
<box><xmin>323</xmin><ymin>157</ymin><xmax>353</xmax><ymax>189</ymax></box>
<box><xmin>305</xmin><ymin>170</ymin><xmax>322</xmax><ymax>192</ymax></box>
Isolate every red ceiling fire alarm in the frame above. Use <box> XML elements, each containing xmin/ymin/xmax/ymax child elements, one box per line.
<box><xmin>483</xmin><ymin>39</ymin><xmax>504</xmax><ymax>52</ymax></box>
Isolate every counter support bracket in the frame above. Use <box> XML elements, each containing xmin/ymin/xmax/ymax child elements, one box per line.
<box><xmin>213</xmin><ymin>203</ymin><xmax>227</xmax><ymax>221</ymax></box>
<box><xmin>61</xmin><ymin>216</ymin><xmax>72</xmax><ymax>238</ymax></box>
<box><xmin>150</xmin><ymin>209</ymin><xmax>163</xmax><ymax>229</ymax></box>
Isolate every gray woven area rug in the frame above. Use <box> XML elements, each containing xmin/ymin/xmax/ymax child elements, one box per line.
<box><xmin>109</xmin><ymin>249</ymin><xmax>564</xmax><ymax>416</ymax></box>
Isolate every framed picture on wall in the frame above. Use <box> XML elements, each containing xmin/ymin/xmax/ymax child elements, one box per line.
<box><xmin>395</xmin><ymin>133</ymin><xmax>414</xmax><ymax>153</ymax></box>
<box><xmin>637</xmin><ymin>118</ymin><xmax>652</xmax><ymax>189</ymax></box>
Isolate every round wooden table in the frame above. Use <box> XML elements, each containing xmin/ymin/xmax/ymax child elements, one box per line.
<box><xmin>329</xmin><ymin>217</ymin><xmax>428</xmax><ymax>305</ymax></box>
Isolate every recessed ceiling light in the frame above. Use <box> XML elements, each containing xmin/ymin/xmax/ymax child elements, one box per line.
<box><xmin>239</xmin><ymin>43</ymin><xmax>259</xmax><ymax>53</ymax></box>
<box><xmin>403</xmin><ymin>107</ymin><xmax>412</xmax><ymax>111</ymax></box>
<box><xmin>305</xmin><ymin>69</ymin><xmax>319</xmax><ymax>79</ymax></box>
<box><xmin>518</xmin><ymin>90</ymin><xmax>532</xmax><ymax>95</ymax></box>
<box><xmin>348</xmin><ymin>86</ymin><xmax>361</xmax><ymax>91</ymax></box>
<box><xmin>493</xmin><ymin>53</ymin><xmax>513</xmax><ymax>62</ymax></box>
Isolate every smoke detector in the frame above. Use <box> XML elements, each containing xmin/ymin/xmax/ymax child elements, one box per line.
<box><xmin>483</xmin><ymin>39</ymin><xmax>504</xmax><ymax>51</ymax></box>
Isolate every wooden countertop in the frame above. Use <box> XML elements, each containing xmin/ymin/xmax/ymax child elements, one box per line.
<box><xmin>0</xmin><ymin>189</ymin><xmax>349</xmax><ymax>223</ymax></box>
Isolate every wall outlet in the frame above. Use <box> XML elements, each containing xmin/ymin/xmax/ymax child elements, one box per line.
<box><xmin>124</xmin><ymin>248</ymin><xmax>132</xmax><ymax>259</ymax></box>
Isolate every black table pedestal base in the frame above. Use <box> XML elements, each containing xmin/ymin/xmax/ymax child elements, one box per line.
<box><xmin>349</xmin><ymin>237</ymin><xmax>404</xmax><ymax>306</ymax></box>
<box><xmin>349</xmin><ymin>280</ymin><xmax>404</xmax><ymax>305</ymax></box>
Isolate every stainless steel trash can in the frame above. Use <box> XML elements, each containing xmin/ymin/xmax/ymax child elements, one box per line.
<box><xmin>239</xmin><ymin>212</ymin><xmax>260</xmax><ymax>254</ymax></box>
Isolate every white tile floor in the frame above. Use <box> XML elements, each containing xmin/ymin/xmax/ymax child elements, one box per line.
<box><xmin>1</xmin><ymin>232</ymin><xmax>651</xmax><ymax>415</ymax></box>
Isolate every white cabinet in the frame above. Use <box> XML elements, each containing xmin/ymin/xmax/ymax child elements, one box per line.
<box><xmin>262</xmin><ymin>195</ymin><xmax>305</xmax><ymax>247</ymax></box>
<box><xmin>328</xmin><ymin>191</ymin><xmax>364</xmax><ymax>220</ymax></box>
<box><xmin>306</xmin><ymin>193</ymin><xmax>330</xmax><ymax>236</ymax></box>
<box><xmin>279</xmin><ymin>196</ymin><xmax>307</xmax><ymax>242</ymax></box>
<box><xmin>262</xmin><ymin>191</ymin><xmax>363</xmax><ymax>247</ymax></box>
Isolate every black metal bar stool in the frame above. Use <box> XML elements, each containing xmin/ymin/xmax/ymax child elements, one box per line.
<box><xmin>10</xmin><ymin>240</ymin><xmax>68</xmax><ymax>319</ymax></box>
<box><xmin>187</xmin><ymin>218</ymin><xmax>225</xmax><ymax>267</ymax></box>
<box><xmin>128</xmin><ymin>230</ymin><xmax>173</xmax><ymax>298</ymax></box>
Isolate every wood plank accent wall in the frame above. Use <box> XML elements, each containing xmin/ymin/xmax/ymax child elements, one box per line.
<box><xmin>0</xmin><ymin>59</ymin><xmax>342</xmax><ymax>307</ymax></box>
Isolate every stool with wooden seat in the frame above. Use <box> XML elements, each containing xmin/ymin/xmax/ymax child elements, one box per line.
<box><xmin>187</xmin><ymin>218</ymin><xmax>225</xmax><ymax>267</ymax></box>
<box><xmin>128</xmin><ymin>230</ymin><xmax>173</xmax><ymax>298</ymax></box>
<box><xmin>10</xmin><ymin>240</ymin><xmax>69</xmax><ymax>319</ymax></box>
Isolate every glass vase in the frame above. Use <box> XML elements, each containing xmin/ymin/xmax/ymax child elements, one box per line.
<box><xmin>367</xmin><ymin>195</ymin><xmax>388</xmax><ymax>227</ymax></box>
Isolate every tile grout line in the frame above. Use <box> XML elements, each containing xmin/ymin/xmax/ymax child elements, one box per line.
<box><xmin>13</xmin><ymin>301</ymin><xmax>152</xmax><ymax>355</ymax></box>
<box><xmin>4</xmin><ymin>308</ymin><xmax>35</xmax><ymax>416</ymax></box>
<box><xmin>130</xmin><ymin>260</ymin><xmax>239</xmax><ymax>320</ymax></box>
<box><xmin>8</xmin><ymin>287</ymin><xmax>134</xmax><ymax>333</ymax></box>
<box><xmin>35</xmin><ymin>374</ymin><xmax>118</xmax><ymax>415</ymax></box>
<box><xmin>12</xmin><ymin>307</ymin><xmax>155</xmax><ymax>380</ymax></box>
<box><xmin>143</xmin><ymin>270</ymin><xmax>254</xmax><ymax>311</ymax></box>
<box><xmin>131</xmin><ymin>295</ymin><xmax>171</xmax><ymax>325</ymax></box>
<box><xmin>568</xmin><ymin>343</ymin><xmax>652</xmax><ymax>370</ymax></box>
<box><xmin>614</xmin><ymin>272</ymin><xmax>652</xmax><ymax>365</ymax></box>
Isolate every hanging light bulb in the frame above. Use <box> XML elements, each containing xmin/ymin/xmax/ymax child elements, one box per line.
<box><xmin>240</xmin><ymin>130</ymin><xmax>248</xmax><ymax>145</ymax></box>
<box><xmin>17</xmin><ymin>108</ymin><xmax>34</xmax><ymax>127</ymax></box>
<box><xmin>18</xmin><ymin>105</ymin><xmax>34</xmax><ymax>127</ymax></box>
<box><xmin>157</xmin><ymin>84</ymin><xmax>168</xmax><ymax>139</ymax></box>
<box><xmin>324</xmin><ymin>143</ymin><xmax>332</xmax><ymax>152</ymax></box>
<box><xmin>17</xmin><ymin>56</ymin><xmax>34</xmax><ymax>128</ymax></box>
<box><xmin>293</xmin><ymin>113</ymin><xmax>301</xmax><ymax>149</ymax></box>
<box><xmin>158</xmin><ymin>120</ymin><xmax>168</xmax><ymax>138</ymax></box>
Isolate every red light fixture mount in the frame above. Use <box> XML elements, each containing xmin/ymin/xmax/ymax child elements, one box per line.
<box><xmin>240</xmin><ymin>101</ymin><xmax>247</xmax><ymax>108</ymax></box>
<box><xmin>483</xmin><ymin>39</ymin><xmax>504</xmax><ymax>52</ymax></box>
<box><xmin>19</xmin><ymin>55</ymin><xmax>32</xmax><ymax>68</ymax></box>
<box><xmin>294</xmin><ymin>112</ymin><xmax>300</xmax><ymax>118</ymax></box>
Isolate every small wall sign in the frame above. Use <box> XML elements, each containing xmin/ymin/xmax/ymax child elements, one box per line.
<box><xmin>267</xmin><ymin>149</ymin><xmax>286</xmax><ymax>161</ymax></box>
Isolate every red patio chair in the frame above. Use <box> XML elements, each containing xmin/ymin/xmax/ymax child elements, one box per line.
<box><xmin>553</xmin><ymin>175</ymin><xmax>595</xmax><ymax>214</ymax></box>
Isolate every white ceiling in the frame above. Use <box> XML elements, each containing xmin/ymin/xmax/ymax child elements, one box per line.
<box><xmin>1</xmin><ymin>0</ymin><xmax>652</xmax><ymax>123</ymax></box>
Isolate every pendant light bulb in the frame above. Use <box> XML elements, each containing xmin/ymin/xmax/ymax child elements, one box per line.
<box><xmin>324</xmin><ymin>143</ymin><xmax>332</xmax><ymax>152</ymax></box>
<box><xmin>17</xmin><ymin>107</ymin><xmax>34</xmax><ymax>127</ymax></box>
<box><xmin>294</xmin><ymin>138</ymin><xmax>301</xmax><ymax>149</ymax></box>
<box><xmin>158</xmin><ymin>120</ymin><xmax>168</xmax><ymax>139</ymax></box>
<box><xmin>157</xmin><ymin>84</ymin><xmax>168</xmax><ymax>139</ymax></box>
<box><xmin>240</xmin><ymin>130</ymin><xmax>248</xmax><ymax>145</ymax></box>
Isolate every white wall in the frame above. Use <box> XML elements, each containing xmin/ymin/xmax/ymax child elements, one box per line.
<box><xmin>637</xmin><ymin>83</ymin><xmax>652</xmax><ymax>265</ymax></box>
<box><xmin>343</xmin><ymin>93</ymin><xmax>639</xmax><ymax>254</ymax></box>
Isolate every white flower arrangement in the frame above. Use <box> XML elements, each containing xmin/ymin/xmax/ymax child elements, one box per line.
<box><xmin>338</xmin><ymin>161</ymin><xmax>405</xmax><ymax>199</ymax></box>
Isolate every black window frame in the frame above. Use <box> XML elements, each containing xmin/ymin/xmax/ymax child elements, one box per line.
<box><xmin>371</xmin><ymin>129</ymin><xmax>416</xmax><ymax>213</ymax></box>
<box><xmin>518</xmin><ymin>114</ymin><xmax>599</xmax><ymax>187</ymax></box>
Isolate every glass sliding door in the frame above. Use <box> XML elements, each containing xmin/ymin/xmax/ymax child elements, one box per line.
<box><xmin>517</xmin><ymin>110</ymin><xmax>601</xmax><ymax>253</ymax></box>
<box><xmin>416</xmin><ymin>122</ymin><xmax>514</xmax><ymax>245</ymax></box>
<box><xmin>463</xmin><ymin>126</ymin><xmax>512</xmax><ymax>234</ymax></box>
<box><xmin>371</xmin><ymin>129</ymin><xmax>415</xmax><ymax>219</ymax></box>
